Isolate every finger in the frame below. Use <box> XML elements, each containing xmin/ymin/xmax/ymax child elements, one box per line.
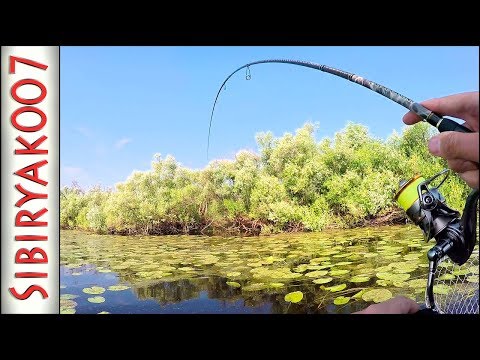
<box><xmin>428</xmin><ymin>132</ymin><xmax>480</xmax><ymax>162</ymax></box>
<box><xmin>447</xmin><ymin>159</ymin><xmax>480</xmax><ymax>173</ymax></box>
<box><xmin>458</xmin><ymin>170</ymin><xmax>479</xmax><ymax>190</ymax></box>
<box><xmin>403</xmin><ymin>92</ymin><xmax>479</xmax><ymax>129</ymax></box>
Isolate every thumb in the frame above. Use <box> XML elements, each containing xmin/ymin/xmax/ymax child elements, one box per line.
<box><xmin>428</xmin><ymin>132</ymin><xmax>479</xmax><ymax>162</ymax></box>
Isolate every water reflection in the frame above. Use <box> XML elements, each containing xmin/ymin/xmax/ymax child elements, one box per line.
<box><xmin>60</xmin><ymin>225</ymin><xmax>478</xmax><ymax>314</ymax></box>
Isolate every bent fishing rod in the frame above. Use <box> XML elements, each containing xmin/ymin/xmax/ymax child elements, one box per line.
<box><xmin>208</xmin><ymin>59</ymin><xmax>471</xmax><ymax>158</ymax></box>
<box><xmin>209</xmin><ymin>59</ymin><xmax>478</xmax><ymax>314</ymax></box>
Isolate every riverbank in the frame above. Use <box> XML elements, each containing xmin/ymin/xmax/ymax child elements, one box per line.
<box><xmin>61</xmin><ymin>208</ymin><xmax>407</xmax><ymax>236</ymax></box>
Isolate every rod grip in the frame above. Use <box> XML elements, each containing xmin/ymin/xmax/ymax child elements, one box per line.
<box><xmin>437</xmin><ymin>117</ymin><xmax>472</xmax><ymax>133</ymax></box>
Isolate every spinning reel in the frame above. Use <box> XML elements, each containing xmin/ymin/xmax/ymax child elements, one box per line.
<box><xmin>395</xmin><ymin>169</ymin><xmax>479</xmax><ymax>313</ymax></box>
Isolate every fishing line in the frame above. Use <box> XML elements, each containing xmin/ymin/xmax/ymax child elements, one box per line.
<box><xmin>208</xmin><ymin>59</ymin><xmax>471</xmax><ymax>158</ymax></box>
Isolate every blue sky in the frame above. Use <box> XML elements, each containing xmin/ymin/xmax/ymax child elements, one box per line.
<box><xmin>60</xmin><ymin>46</ymin><xmax>478</xmax><ymax>189</ymax></box>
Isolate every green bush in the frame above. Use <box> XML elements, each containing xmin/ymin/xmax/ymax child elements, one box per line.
<box><xmin>61</xmin><ymin>121</ymin><xmax>470</xmax><ymax>234</ymax></box>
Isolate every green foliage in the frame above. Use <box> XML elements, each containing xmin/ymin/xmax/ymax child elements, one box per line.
<box><xmin>60</xmin><ymin>122</ymin><xmax>470</xmax><ymax>234</ymax></box>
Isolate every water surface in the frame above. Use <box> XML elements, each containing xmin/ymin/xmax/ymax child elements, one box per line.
<box><xmin>60</xmin><ymin>225</ymin><xmax>478</xmax><ymax>314</ymax></box>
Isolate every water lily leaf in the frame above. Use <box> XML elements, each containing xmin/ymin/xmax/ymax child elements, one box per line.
<box><xmin>313</xmin><ymin>277</ymin><xmax>333</xmax><ymax>284</ymax></box>
<box><xmin>60</xmin><ymin>308</ymin><xmax>76</xmax><ymax>314</ymax></box>
<box><xmin>407</xmin><ymin>279</ymin><xmax>426</xmax><ymax>288</ymax></box>
<box><xmin>362</xmin><ymin>289</ymin><xmax>392</xmax><ymax>303</ymax></box>
<box><xmin>268</xmin><ymin>282</ymin><xmax>285</xmax><ymax>288</ymax></box>
<box><xmin>284</xmin><ymin>291</ymin><xmax>303</xmax><ymax>303</ymax></box>
<box><xmin>333</xmin><ymin>296</ymin><xmax>350</xmax><ymax>305</ymax></box>
<box><xmin>305</xmin><ymin>270</ymin><xmax>329</xmax><ymax>278</ymax></box>
<box><xmin>393</xmin><ymin>281</ymin><xmax>407</xmax><ymax>288</ymax></box>
<box><xmin>452</xmin><ymin>268</ymin><xmax>470</xmax><ymax>276</ymax></box>
<box><xmin>87</xmin><ymin>296</ymin><xmax>105</xmax><ymax>303</ymax></box>
<box><xmin>60</xmin><ymin>299</ymin><xmax>77</xmax><ymax>308</ymax></box>
<box><xmin>336</xmin><ymin>261</ymin><xmax>353</xmax><ymax>266</ymax></box>
<box><xmin>363</xmin><ymin>253</ymin><xmax>378</xmax><ymax>258</ymax></box>
<box><xmin>178</xmin><ymin>267</ymin><xmax>196</xmax><ymax>271</ymax></box>
<box><xmin>60</xmin><ymin>294</ymin><xmax>79</xmax><ymax>300</ymax></box>
<box><xmin>293</xmin><ymin>264</ymin><xmax>309</xmax><ymax>273</ymax></box>
<box><xmin>433</xmin><ymin>284</ymin><xmax>451</xmax><ymax>295</ymax></box>
<box><xmin>438</xmin><ymin>274</ymin><xmax>455</xmax><ymax>281</ymax></box>
<box><xmin>333</xmin><ymin>253</ymin><xmax>350</xmax><ymax>258</ymax></box>
<box><xmin>82</xmin><ymin>286</ymin><xmax>105</xmax><ymax>295</ymax></box>
<box><xmin>226</xmin><ymin>281</ymin><xmax>241</xmax><ymax>288</ymax></box>
<box><xmin>107</xmin><ymin>285</ymin><xmax>130</xmax><ymax>291</ymax></box>
<box><xmin>329</xmin><ymin>269</ymin><xmax>350</xmax><ymax>276</ymax></box>
<box><xmin>468</xmin><ymin>266</ymin><xmax>479</xmax><ymax>275</ymax></box>
<box><xmin>306</xmin><ymin>265</ymin><xmax>324</xmax><ymax>270</ymax></box>
<box><xmin>352</xmin><ymin>289</ymin><xmax>367</xmax><ymax>299</ymax></box>
<box><xmin>309</xmin><ymin>257</ymin><xmax>330</xmax><ymax>264</ymax></box>
<box><xmin>404</xmin><ymin>253</ymin><xmax>422</xmax><ymax>260</ymax></box>
<box><xmin>226</xmin><ymin>272</ymin><xmax>241</xmax><ymax>277</ymax></box>
<box><xmin>242</xmin><ymin>283</ymin><xmax>267</xmax><ymax>291</ymax></box>
<box><xmin>466</xmin><ymin>275</ymin><xmax>478</xmax><ymax>283</ymax></box>
<box><xmin>376</xmin><ymin>279</ymin><xmax>390</xmax><ymax>286</ymax></box>
<box><xmin>350</xmin><ymin>275</ymin><xmax>370</xmax><ymax>283</ymax></box>
<box><xmin>385</xmin><ymin>255</ymin><xmax>402</xmax><ymax>260</ymax></box>
<box><xmin>324</xmin><ymin>284</ymin><xmax>347</xmax><ymax>292</ymax></box>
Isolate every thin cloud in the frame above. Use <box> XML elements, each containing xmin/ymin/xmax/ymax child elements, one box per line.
<box><xmin>74</xmin><ymin>127</ymin><xmax>93</xmax><ymax>138</ymax></box>
<box><xmin>115</xmin><ymin>138</ymin><xmax>132</xmax><ymax>150</ymax></box>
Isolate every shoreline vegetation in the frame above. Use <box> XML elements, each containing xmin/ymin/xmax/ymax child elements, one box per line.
<box><xmin>61</xmin><ymin>122</ymin><xmax>469</xmax><ymax>236</ymax></box>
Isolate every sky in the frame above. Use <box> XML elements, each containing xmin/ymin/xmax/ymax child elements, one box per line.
<box><xmin>60</xmin><ymin>46</ymin><xmax>479</xmax><ymax>189</ymax></box>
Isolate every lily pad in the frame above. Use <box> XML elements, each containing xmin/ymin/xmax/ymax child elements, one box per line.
<box><xmin>284</xmin><ymin>291</ymin><xmax>303</xmax><ymax>303</ymax></box>
<box><xmin>376</xmin><ymin>279</ymin><xmax>390</xmax><ymax>286</ymax></box>
<box><xmin>313</xmin><ymin>277</ymin><xmax>333</xmax><ymax>284</ymax></box>
<box><xmin>305</xmin><ymin>270</ymin><xmax>329</xmax><ymax>278</ymax></box>
<box><xmin>60</xmin><ymin>308</ymin><xmax>76</xmax><ymax>314</ymax></box>
<box><xmin>87</xmin><ymin>296</ymin><xmax>106</xmax><ymax>303</ymax></box>
<box><xmin>60</xmin><ymin>294</ymin><xmax>79</xmax><ymax>300</ymax></box>
<box><xmin>60</xmin><ymin>299</ymin><xmax>77</xmax><ymax>308</ymax></box>
<box><xmin>333</xmin><ymin>296</ymin><xmax>350</xmax><ymax>305</ymax></box>
<box><xmin>468</xmin><ymin>266</ymin><xmax>479</xmax><ymax>275</ymax></box>
<box><xmin>293</xmin><ymin>264</ymin><xmax>309</xmax><ymax>273</ymax></box>
<box><xmin>407</xmin><ymin>279</ymin><xmax>426</xmax><ymax>288</ymax></box>
<box><xmin>107</xmin><ymin>285</ymin><xmax>130</xmax><ymax>291</ymax></box>
<box><xmin>268</xmin><ymin>282</ymin><xmax>285</xmax><ymax>288</ymax></box>
<box><xmin>329</xmin><ymin>269</ymin><xmax>350</xmax><ymax>276</ymax></box>
<box><xmin>82</xmin><ymin>286</ymin><xmax>105</xmax><ymax>295</ymax></box>
<box><xmin>242</xmin><ymin>283</ymin><xmax>267</xmax><ymax>291</ymax></box>
<box><xmin>433</xmin><ymin>284</ymin><xmax>452</xmax><ymax>295</ymax></box>
<box><xmin>363</xmin><ymin>253</ymin><xmax>378</xmax><ymax>258</ymax></box>
<box><xmin>452</xmin><ymin>268</ymin><xmax>470</xmax><ymax>276</ymax></box>
<box><xmin>466</xmin><ymin>275</ymin><xmax>478</xmax><ymax>283</ymax></box>
<box><xmin>324</xmin><ymin>283</ymin><xmax>347</xmax><ymax>292</ymax></box>
<box><xmin>438</xmin><ymin>274</ymin><xmax>455</xmax><ymax>281</ymax></box>
<box><xmin>352</xmin><ymin>289</ymin><xmax>367</xmax><ymax>299</ymax></box>
<box><xmin>226</xmin><ymin>281</ymin><xmax>241</xmax><ymax>288</ymax></box>
<box><xmin>226</xmin><ymin>272</ymin><xmax>241</xmax><ymax>277</ymax></box>
<box><xmin>362</xmin><ymin>289</ymin><xmax>392</xmax><ymax>303</ymax></box>
<box><xmin>350</xmin><ymin>275</ymin><xmax>370</xmax><ymax>283</ymax></box>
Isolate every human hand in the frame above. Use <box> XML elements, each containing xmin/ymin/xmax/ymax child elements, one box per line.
<box><xmin>354</xmin><ymin>296</ymin><xmax>420</xmax><ymax>314</ymax></box>
<box><xmin>403</xmin><ymin>92</ymin><xmax>479</xmax><ymax>189</ymax></box>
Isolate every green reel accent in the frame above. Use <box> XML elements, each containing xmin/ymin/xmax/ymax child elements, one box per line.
<box><xmin>394</xmin><ymin>175</ymin><xmax>425</xmax><ymax>211</ymax></box>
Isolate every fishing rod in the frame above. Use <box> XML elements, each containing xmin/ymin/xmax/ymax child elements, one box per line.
<box><xmin>208</xmin><ymin>59</ymin><xmax>471</xmax><ymax>158</ymax></box>
<box><xmin>209</xmin><ymin>59</ymin><xmax>478</xmax><ymax>314</ymax></box>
